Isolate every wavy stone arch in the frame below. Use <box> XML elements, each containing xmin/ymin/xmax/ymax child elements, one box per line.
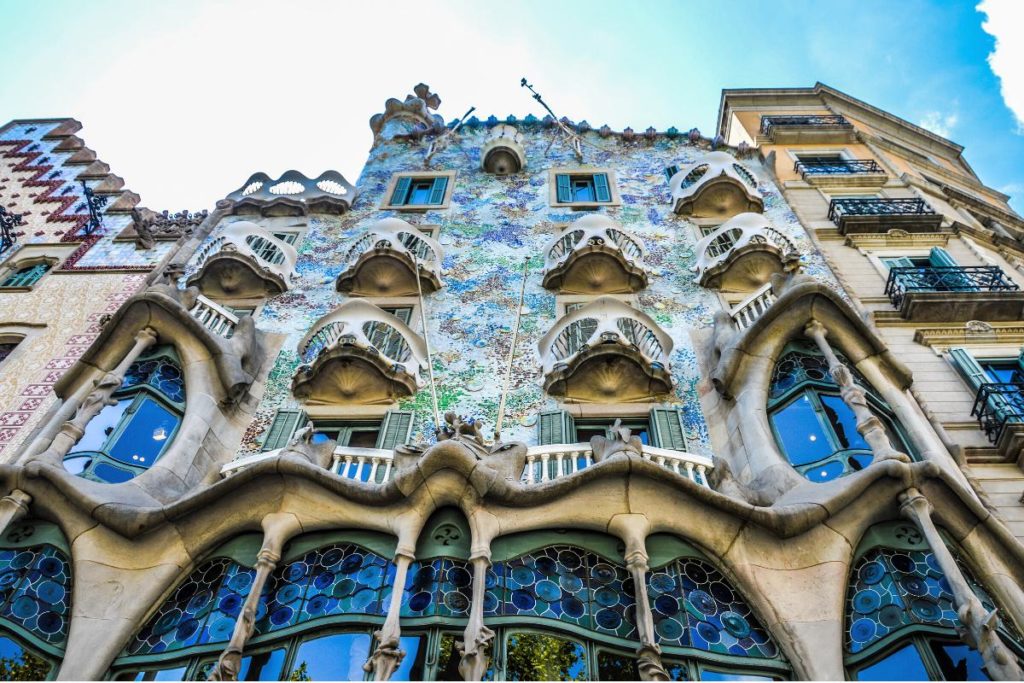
<box><xmin>707</xmin><ymin>273</ymin><xmax>960</xmax><ymax>500</ymax></box>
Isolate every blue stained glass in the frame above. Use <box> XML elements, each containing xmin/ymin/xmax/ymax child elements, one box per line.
<box><xmin>853</xmin><ymin>643</ymin><xmax>929</xmax><ymax>680</ymax></box>
<box><xmin>647</xmin><ymin>558</ymin><xmax>779</xmax><ymax>659</ymax></box>
<box><xmin>401</xmin><ymin>558</ymin><xmax>472</xmax><ymax>618</ymax></box>
<box><xmin>0</xmin><ymin>545</ymin><xmax>72</xmax><ymax>647</ymax></box>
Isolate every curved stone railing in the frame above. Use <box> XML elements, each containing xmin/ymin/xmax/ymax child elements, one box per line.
<box><xmin>543</xmin><ymin>215</ymin><xmax>648</xmax><ymax>293</ymax></box>
<box><xmin>190</xmin><ymin>221</ymin><xmax>298</xmax><ymax>292</ymax></box>
<box><xmin>520</xmin><ymin>443</ymin><xmax>712</xmax><ymax>487</ymax></box>
<box><xmin>669</xmin><ymin>151</ymin><xmax>763</xmax><ymax>217</ymax></box>
<box><xmin>189</xmin><ymin>295</ymin><xmax>240</xmax><ymax>338</ymax></box>
<box><xmin>336</xmin><ymin>218</ymin><xmax>443</xmax><ymax>295</ymax></box>
<box><xmin>296</xmin><ymin>299</ymin><xmax>427</xmax><ymax>397</ymax></box>
<box><xmin>226</xmin><ymin>170</ymin><xmax>357</xmax><ymax>215</ymax></box>
<box><xmin>539</xmin><ymin>296</ymin><xmax>672</xmax><ymax>375</ymax></box>
<box><xmin>729</xmin><ymin>282</ymin><xmax>777</xmax><ymax>330</ymax></box>
<box><xmin>693</xmin><ymin>213</ymin><xmax>800</xmax><ymax>289</ymax></box>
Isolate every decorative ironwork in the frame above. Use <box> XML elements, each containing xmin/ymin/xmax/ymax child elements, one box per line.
<box><xmin>79</xmin><ymin>180</ymin><xmax>108</xmax><ymax>236</ymax></box>
<box><xmin>828</xmin><ymin>197</ymin><xmax>935</xmax><ymax>224</ymax></box>
<box><xmin>971</xmin><ymin>383</ymin><xmax>1024</xmax><ymax>444</ymax></box>
<box><xmin>0</xmin><ymin>205</ymin><xmax>23</xmax><ymax>256</ymax></box>
<box><xmin>759</xmin><ymin>114</ymin><xmax>851</xmax><ymax>136</ymax></box>
<box><xmin>794</xmin><ymin>159</ymin><xmax>884</xmax><ymax>177</ymax></box>
<box><xmin>884</xmin><ymin>265</ymin><xmax>1019</xmax><ymax>308</ymax></box>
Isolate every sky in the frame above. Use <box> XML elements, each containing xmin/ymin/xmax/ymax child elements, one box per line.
<box><xmin>1</xmin><ymin>0</ymin><xmax>1023</xmax><ymax>213</ymax></box>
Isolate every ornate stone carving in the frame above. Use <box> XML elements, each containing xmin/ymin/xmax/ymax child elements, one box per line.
<box><xmin>370</xmin><ymin>84</ymin><xmax>446</xmax><ymax>140</ymax></box>
<box><xmin>130</xmin><ymin>207</ymin><xmax>209</xmax><ymax>250</ymax></box>
<box><xmin>591</xmin><ymin>418</ymin><xmax>644</xmax><ymax>462</ymax></box>
<box><xmin>458</xmin><ymin>555</ymin><xmax>496</xmax><ymax>681</ymax></box>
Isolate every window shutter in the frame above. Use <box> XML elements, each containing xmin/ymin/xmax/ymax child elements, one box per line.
<box><xmin>1017</xmin><ymin>348</ymin><xmax>1024</xmax><ymax>374</ymax></box>
<box><xmin>555</xmin><ymin>174</ymin><xmax>572</xmax><ymax>203</ymax></box>
<box><xmin>949</xmin><ymin>348</ymin><xmax>990</xmax><ymax>390</ymax></box>
<box><xmin>262</xmin><ymin>409</ymin><xmax>307</xmax><ymax>451</ymax></box>
<box><xmin>664</xmin><ymin>166</ymin><xmax>679</xmax><ymax>183</ymax></box>
<box><xmin>392</xmin><ymin>307</ymin><xmax>413</xmax><ymax>325</ymax></box>
<box><xmin>883</xmin><ymin>256</ymin><xmax>915</xmax><ymax>269</ymax></box>
<box><xmin>929</xmin><ymin>247</ymin><xmax>959</xmax><ymax>268</ymax></box>
<box><xmin>428</xmin><ymin>177</ymin><xmax>448</xmax><ymax>205</ymax></box>
<box><xmin>377</xmin><ymin>410</ymin><xmax>414</xmax><ymax>450</ymax></box>
<box><xmin>650</xmin><ymin>407</ymin><xmax>687</xmax><ymax>451</ymax></box>
<box><xmin>594</xmin><ymin>173</ymin><xmax>612</xmax><ymax>202</ymax></box>
<box><xmin>390</xmin><ymin>176</ymin><xmax>412</xmax><ymax>206</ymax></box>
<box><xmin>537</xmin><ymin>410</ymin><xmax>575</xmax><ymax>445</ymax></box>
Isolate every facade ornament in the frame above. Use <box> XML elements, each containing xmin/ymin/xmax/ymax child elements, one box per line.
<box><xmin>599</xmin><ymin>124</ymin><xmax>612</xmax><ymax>138</ymax></box>
<box><xmin>437</xmin><ymin>412</ymin><xmax>490</xmax><ymax>459</ymax></box>
<box><xmin>590</xmin><ymin>418</ymin><xmax>645</xmax><ymax>462</ymax></box>
<box><xmin>886</xmin><ymin>228</ymin><xmax>910</xmax><ymax>238</ymax></box>
<box><xmin>457</xmin><ymin>554</ymin><xmax>496</xmax><ymax>681</ymax></box>
<box><xmin>736</xmin><ymin>141</ymin><xmax>752</xmax><ymax>158</ymax></box>
<box><xmin>688</xmin><ymin>127</ymin><xmax>702</xmax><ymax>143</ymax></box>
<box><xmin>711</xmin><ymin>135</ymin><xmax>725</xmax><ymax>150</ymax></box>
<box><xmin>965</xmin><ymin>320</ymin><xmax>994</xmax><ymax>335</ymax></box>
<box><xmin>622</xmin><ymin>127</ymin><xmax>636</xmax><ymax>142</ymax></box>
<box><xmin>644</xmin><ymin>126</ymin><xmax>657</xmax><ymax>140</ymax></box>
<box><xmin>0</xmin><ymin>490</ymin><xmax>33</xmax><ymax>539</ymax></box>
<box><xmin>365</xmin><ymin>550</ymin><xmax>416</xmax><ymax>680</ymax></box>
<box><xmin>130</xmin><ymin>207</ymin><xmax>209</xmax><ymax>250</ymax></box>
<box><xmin>369</xmin><ymin>83</ymin><xmax>446</xmax><ymax>140</ymax></box>
<box><xmin>899</xmin><ymin>488</ymin><xmax>1024</xmax><ymax>680</ymax></box>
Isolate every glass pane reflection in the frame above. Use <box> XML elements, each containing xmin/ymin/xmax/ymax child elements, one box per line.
<box><xmin>820</xmin><ymin>395</ymin><xmax>868</xmax><ymax>450</ymax></box>
<box><xmin>771</xmin><ymin>395</ymin><xmax>832</xmax><ymax>465</ymax></box>
<box><xmin>108</xmin><ymin>398</ymin><xmax>179</xmax><ymax>466</ymax></box>
<box><xmin>506</xmin><ymin>632</ymin><xmax>587</xmax><ymax>681</ymax></box>
<box><xmin>854</xmin><ymin>643</ymin><xmax>929</xmax><ymax>681</ymax></box>
<box><xmin>392</xmin><ymin>635</ymin><xmax>427</xmax><ymax>681</ymax></box>
<box><xmin>929</xmin><ymin>640</ymin><xmax>990</xmax><ymax>681</ymax></box>
<box><xmin>286</xmin><ymin>632</ymin><xmax>370</xmax><ymax>681</ymax></box>
<box><xmin>597</xmin><ymin>650</ymin><xmax>639</xmax><ymax>680</ymax></box>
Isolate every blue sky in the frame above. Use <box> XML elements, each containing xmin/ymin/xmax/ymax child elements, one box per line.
<box><xmin>1</xmin><ymin>0</ymin><xmax>1022</xmax><ymax>212</ymax></box>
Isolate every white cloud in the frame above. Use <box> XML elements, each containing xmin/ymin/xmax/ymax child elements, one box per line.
<box><xmin>978</xmin><ymin>0</ymin><xmax>1024</xmax><ymax>134</ymax></box>
<box><xmin>918</xmin><ymin>111</ymin><xmax>958</xmax><ymax>139</ymax></box>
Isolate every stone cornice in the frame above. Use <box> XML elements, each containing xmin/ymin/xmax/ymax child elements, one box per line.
<box><xmin>913</xmin><ymin>322</ymin><xmax>1024</xmax><ymax>349</ymax></box>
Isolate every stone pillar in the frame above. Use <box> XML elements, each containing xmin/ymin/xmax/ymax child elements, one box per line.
<box><xmin>208</xmin><ymin>513</ymin><xmax>299</xmax><ymax>681</ymax></box>
<box><xmin>0</xmin><ymin>490</ymin><xmax>32</xmax><ymax>537</ymax></box>
<box><xmin>900</xmin><ymin>488</ymin><xmax>1024</xmax><ymax>680</ymax></box>
<box><xmin>40</xmin><ymin>327</ymin><xmax>159</xmax><ymax>464</ymax></box>
<box><xmin>458</xmin><ymin>553</ymin><xmax>495</xmax><ymax>681</ymax></box>
<box><xmin>365</xmin><ymin>547</ymin><xmax>414</xmax><ymax>680</ymax></box>
<box><xmin>804</xmin><ymin>320</ymin><xmax>909</xmax><ymax>464</ymax></box>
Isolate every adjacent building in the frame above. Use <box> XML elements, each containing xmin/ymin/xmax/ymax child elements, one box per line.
<box><xmin>0</xmin><ymin>82</ymin><xmax>1023</xmax><ymax>681</ymax></box>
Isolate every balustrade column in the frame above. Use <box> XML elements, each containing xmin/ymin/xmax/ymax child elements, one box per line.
<box><xmin>899</xmin><ymin>488</ymin><xmax>1023</xmax><ymax>680</ymax></box>
<box><xmin>365</xmin><ymin>548</ymin><xmax>415</xmax><ymax>680</ymax></box>
<box><xmin>209</xmin><ymin>513</ymin><xmax>299</xmax><ymax>681</ymax></box>
<box><xmin>41</xmin><ymin>327</ymin><xmax>159</xmax><ymax>464</ymax></box>
<box><xmin>803</xmin><ymin>320</ymin><xmax>909</xmax><ymax>464</ymax></box>
<box><xmin>458</xmin><ymin>552</ymin><xmax>495</xmax><ymax>681</ymax></box>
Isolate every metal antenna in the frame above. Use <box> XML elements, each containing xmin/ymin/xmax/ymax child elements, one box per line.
<box><xmin>520</xmin><ymin>77</ymin><xmax>600</xmax><ymax>161</ymax></box>
<box><xmin>425</xmin><ymin>105</ymin><xmax>477</xmax><ymax>167</ymax></box>
<box><xmin>414</xmin><ymin>253</ymin><xmax>441</xmax><ymax>436</ymax></box>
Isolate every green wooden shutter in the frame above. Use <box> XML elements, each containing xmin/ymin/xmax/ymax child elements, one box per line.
<box><xmin>594</xmin><ymin>173</ymin><xmax>612</xmax><ymax>202</ymax></box>
<box><xmin>390</xmin><ymin>176</ymin><xmax>412</xmax><ymax>206</ymax></box>
<box><xmin>650</xmin><ymin>408</ymin><xmax>687</xmax><ymax>450</ymax></box>
<box><xmin>537</xmin><ymin>410</ymin><xmax>575</xmax><ymax>445</ymax></box>
<box><xmin>392</xmin><ymin>307</ymin><xmax>412</xmax><ymax>325</ymax></box>
<box><xmin>929</xmin><ymin>247</ymin><xmax>959</xmax><ymax>268</ymax></box>
<box><xmin>882</xmin><ymin>256</ymin><xmax>915</xmax><ymax>269</ymax></box>
<box><xmin>1017</xmin><ymin>348</ymin><xmax>1024</xmax><ymax>374</ymax></box>
<box><xmin>949</xmin><ymin>348</ymin><xmax>990</xmax><ymax>390</ymax></box>
<box><xmin>555</xmin><ymin>174</ymin><xmax>572</xmax><ymax>203</ymax></box>
<box><xmin>262</xmin><ymin>409</ymin><xmax>306</xmax><ymax>451</ymax></box>
<box><xmin>428</xmin><ymin>177</ymin><xmax>448</xmax><ymax>205</ymax></box>
<box><xmin>377</xmin><ymin>410</ymin><xmax>414</xmax><ymax>449</ymax></box>
<box><xmin>664</xmin><ymin>166</ymin><xmax>679</xmax><ymax>182</ymax></box>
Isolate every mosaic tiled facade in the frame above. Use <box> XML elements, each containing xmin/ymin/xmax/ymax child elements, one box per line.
<box><xmin>1</xmin><ymin>83</ymin><xmax>1024</xmax><ymax>682</ymax></box>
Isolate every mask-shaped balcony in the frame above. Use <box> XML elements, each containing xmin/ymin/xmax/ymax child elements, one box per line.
<box><xmin>538</xmin><ymin>296</ymin><xmax>673</xmax><ymax>402</ymax></box>
<box><xmin>293</xmin><ymin>299</ymin><xmax>428</xmax><ymax>404</ymax></box>
<box><xmin>670</xmin><ymin>152</ymin><xmax>763</xmax><ymax>218</ymax></box>
<box><xmin>186</xmin><ymin>221</ymin><xmax>298</xmax><ymax>298</ymax></box>
<box><xmin>480</xmin><ymin>123</ymin><xmax>527</xmax><ymax>175</ymax></box>
<box><xmin>335</xmin><ymin>218</ymin><xmax>444</xmax><ymax>296</ymax></box>
<box><xmin>693</xmin><ymin>213</ymin><xmax>801</xmax><ymax>291</ymax></box>
<box><xmin>225</xmin><ymin>170</ymin><xmax>356</xmax><ymax>217</ymax></box>
<box><xmin>542</xmin><ymin>215</ymin><xmax>648</xmax><ymax>294</ymax></box>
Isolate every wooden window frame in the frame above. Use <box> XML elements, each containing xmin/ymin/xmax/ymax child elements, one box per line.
<box><xmin>548</xmin><ymin>168</ymin><xmax>621</xmax><ymax>209</ymax></box>
<box><xmin>380</xmin><ymin>171</ymin><xmax>457</xmax><ymax>212</ymax></box>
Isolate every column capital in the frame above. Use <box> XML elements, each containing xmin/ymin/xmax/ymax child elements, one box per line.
<box><xmin>135</xmin><ymin>326</ymin><xmax>159</xmax><ymax>346</ymax></box>
<box><xmin>803</xmin><ymin>318</ymin><xmax>828</xmax><ymax>340</ymax></box>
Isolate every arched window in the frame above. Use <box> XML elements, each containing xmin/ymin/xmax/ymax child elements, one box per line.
<box><xmin>0</xmin><ymin>520</ymin><xmax>73</xmax><ymax>681</ymax></box>
<box><xmin>768</xmin><ymin>341</ymin><xmax>911</xmax><ymax>482</ymax></box>
<box><xmin>112</xmin><ymin>532</ymin><xmax>398</xmax><ymax>681</ymax></box>
<box><xmin>0</xmin><ymin>262</ymin><xmax>50</xmax><ymax>289</ymax></box>
<box><xmin>845</xmin><ymin>521</ymin><xmax>1024</xmax><ymax>680</ymax></box>
<box><xmin>0</xmin><ymin>336</ymin><xmax>21</xmax><ymax>365</ymax></box>
<box><xmin>63</xmin><ymin>346</ymin><xmax>186</xmax><ymax>484</ymax></box>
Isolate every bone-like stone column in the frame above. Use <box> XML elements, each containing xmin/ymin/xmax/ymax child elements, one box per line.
<box><xmin>900</xmin><ymin>488</ymin><xmax>1024</xmax><ymax>680</ymax></box>
<box><xmin>609</xmin><ymin>514</ymin><xmax>667</xmax><ymax>681</ymax></box>
<box><xmin>365</xmin><ymin>546</ymin><xmax>415</xmax><ymax>680</ymax></box>
<box><xmin>804</xmin><ymin>320</ymin><xmax>909</xmax><ymax>464</ymax></box>
<box><xmin>208</xmin><ymin>513</ymin><xmax>299</xmax><ymax>681</ymax></box>
<box><xmin>458</xmin><ymin>552</ymin><xmax>495</xmax><ymax>681</ymax></box>
<box><xmin>40</xmin><ymin>326</ymin><xmax>159</xmax><ymax>464</ymax></box>
<box><xmin>0</xmin><ymin>490</ymin><xmax>32</xmax><ymax>538</ymax></box>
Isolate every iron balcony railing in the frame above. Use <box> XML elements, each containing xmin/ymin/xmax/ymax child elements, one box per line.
<box><xmin>971</xmin><ymin>383</ymin><xmax>1024</xmax><ymax>444</ymax></box>
<box><xmin>794</xmin><ymin>159</ymin><xmax>884</xmax><ymax>177</ymax></box>
<box><xmin>884</xmin><ymin>266</ymin><xmax>1019</xmax><ymax>309</ymax></box>
<box><xmin>759</xmin><ymin>114</ymin><xmax>852</xmax><ymax>136</ymax></box>
<box><xmin>828</xmin><ymin>197</ymin><xmax>935</xmax><ymax>225</ymax></box>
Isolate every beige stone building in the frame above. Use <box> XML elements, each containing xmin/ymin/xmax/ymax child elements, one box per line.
<box><xmin>0</xmin><ymin>83</ymin><xmax>1023</xmax><ymax>681</ymax></box>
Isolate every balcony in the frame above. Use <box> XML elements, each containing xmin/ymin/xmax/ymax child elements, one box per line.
<box><xmin>542</xmin><ymin>214</ymin><xmax>648</xmax><ymax>294</ymax></box>
<box><xmin>794</xmin><ymin>159</ymin><xmax>886</xmax><ymax>188</ymax></box>
<box><xmin>538</xmin><ymin>296</ymin><xmax>673</xmax><ymax>402</ymax></box>
<box><xmin>727</xmin><ymin>282</ymin><xmax>778</xmax><ymax>330</ymax></box>
<box><xmin>292</xmin><ymin>299</ymin><xmax>427</xmax><ymax>404</ymax></box>
<box><xmin>758</xmin><ymin>114</ymin><xmax>855</xmax><ymax>144</ymax></box>
<box><xmin>521</xmin><ymin>443</ymin><xmax>712</xmax><ymax>487</ymax></box>
<box><xmin>971</xmin><ymin>384</ymin><xmax>1024</xmax><ymax>460</ymax></box>
<box><xmin>187</xmin><ymin>221</ymin><xmax>298</xmax><ymax>298</ymax></box>
<box><xmin>827</xmin><ymin>197</ymin><xmax>942</xmax><ymax>235</ymax></box>
<box><xmin>335</xmin><ymin>218</ymin><xmax>443</xmax><ymax>296</ymax></box>
<box><xmin>693</xmin><ymin>213</ymin><xmax>800</xmax><ymax>291</ymax></box>
<box><xmin>670</xmin><ymin>151</ymin><xmax>763</xmax><ymax>218</ymax></box>
<box><xmin>884</xmin><ymin>266</ymin><xmax>1024</xmax><ymax>322</ymax></box>
<box><xmin>189</xmin><ymin>295</ymin><xmax>240</xmax><ymax>338</ymax></box>
<box><xmin>225</xmin><ymin>170</ymin><xmax>357</xmax><ymax>217</ymax></box>
<box><xmin>222</xmin><ymin>445</ymin><xmax>396</xmax><ymax>483</ymax></box>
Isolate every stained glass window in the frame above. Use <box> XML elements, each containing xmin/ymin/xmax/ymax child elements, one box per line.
<box><xmin>647</xmin><ymin>557</ymin><xmax>779</xmax><ymax>659</ymax></box>
<box><xmin>64</xmin><ymin>347</ymin><xmax>185</xmax><ymax>483</ymax></box>
<box><xmin>0</xmin><ymin>545</ymin><xmax>72</xmax><ymax>649</ymax></box>
<box><xmin>768</xmin><ymin>342</ymin><xmax>909</xmax><ymax>482</ymax></box>
<box><xmin>401</xmin><ymin>558</ymin><xmax>472</xmax><ymax>618</ymax></box>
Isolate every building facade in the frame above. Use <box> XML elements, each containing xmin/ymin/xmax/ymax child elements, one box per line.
<box><xmin>0</xmin><ymin>82</ymin><xmax>1023</xmax><ymax>681</ymax></box>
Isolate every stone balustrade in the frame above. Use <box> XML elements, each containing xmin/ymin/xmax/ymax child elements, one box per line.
<box><xmin>330</xmin><ymin>447</ymin><xmax>395</xmax><ymax>483</ymax></box>
<box><xmin>336</xmin><ymin>217</ymin><xmax>444</xmax><ymax>296</ymax></box>
<box><xmin>693</xmin><ymin>213</ymin><xmax>800</xmax><ymax>290</ymax></box>
<box><xmin>543</xmin><ymin>214</ymin><xmax>648</xmax><ymax>293</ymax></box>
<box><xmin>522</xmin><ymin>443</ymin><xmax>712</xmax><ymax>486</ymax></box>
<box><xmin>189</xmin><ymin>295</ymin><xmax>240</xmax><ymax>338</ymax></box>
<box><xmin>729</xmin><ymin>282</ymin><xmax>777</xmax><ymax>330</ymax></box>
<box><xmin>188</xmin><ymin>221</ymin><xmax>298</xmax><ymax>297</ymax></box>
<box><xmin>669</xmin><ymin>151</ymin><xmax>763</xmax><ymax>218</ymax></box>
